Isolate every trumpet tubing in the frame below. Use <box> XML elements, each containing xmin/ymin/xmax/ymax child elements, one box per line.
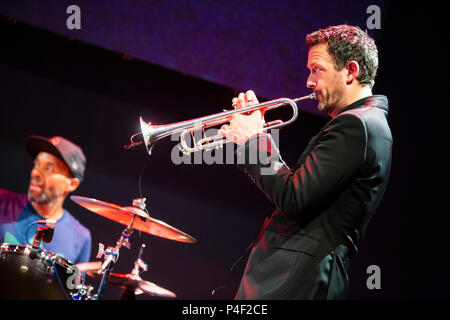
<box><xmin>132</xmin><ymin>93</ymin><xmax>315</xmax><ymax>155</ymax></box>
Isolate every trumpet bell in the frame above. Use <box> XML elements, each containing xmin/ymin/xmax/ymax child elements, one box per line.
<box><xmin>139</xmin><ymin>117</ymin><xmax>156</xmax><ymax>155</ymax></box>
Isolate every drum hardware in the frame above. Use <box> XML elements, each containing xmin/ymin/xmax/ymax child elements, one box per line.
<box><xmin>0</xmin><ymin>195</ymin><xmax>194</xmax><ymax>300</ymax></box>
<box><xmin>71</xmin><ymin>195</ymin><xmax>195</xmax><ymax>299</ymax></box>
<box><xmin>131</xmin><ymin>243</ymin><xmax>148</xmax><ymax>276</ymax></box>
<box><xmin>36</xmin><ymin>248</ymin><xmax>76</xmax><ymax>299</ymax></box>
<box><xmin>78</xmin><ymin>246</ymin><xmax>176</xmax><ymax>299</ymax></box>
<box><xmin>70</xmin><ymin>196</ymin><xmax>192</xmax><ymax>300</ymax></box>
<box><xmin>26</xmin><ymin>219</ymin><xmax>78</xmax><ymax>298</ymax></box>
<box><xmin>71</xmin><ymin>283</ymin><xmax>95</xmax><ymax>300</ymax></box>
<box><xmin>120</xmin><ymin>243</ymin><xmax>148</xmax><ymax>300</ymax></box>
<box><xmin>73</xmin><ymin>263</ymin><xmax>101</xmax><ymax>300</ymax></box>
<box><xmin>20</xmin><ymin>219</ymin><xmax>77</xmax><ymax>299</ymax></box>
<box><xmin>1</xmin><ymin>162</ymin><xmax>198</xmax><ymax>301</ymax></box>
<box><xmin>19</xmin><ymin>265</ymin><xmax>29</xmax><ymax>273</ymax></box>
<box><xmin>31</xmin><ymin>226</ymin><xmax>51</xmax><ymax>247</ymax></box>
<box><xmin>94</xmin><ymin>217</ymin><xmax>134</xmax><ymax>300</ymax></box>
<box><xmin>23</xmin><ymin>219</ymin><xmax>57</xmax><ymax>249</ymax></box>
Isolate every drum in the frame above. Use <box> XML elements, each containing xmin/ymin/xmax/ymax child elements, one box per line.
<box><xmin>0</xmin><ymin>243</ymin><xmax>81</xmax><ymax>299</ymax></box>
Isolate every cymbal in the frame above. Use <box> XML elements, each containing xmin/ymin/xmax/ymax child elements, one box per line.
<box><xmin>70</xmin><ymin>195</ymin><xmax>196</xmax><ymax>243</ymax></box>
<box><xmin>86</xmin><ymin>271</ymin><xmax>176</xmax><ymax>298</ymax></box>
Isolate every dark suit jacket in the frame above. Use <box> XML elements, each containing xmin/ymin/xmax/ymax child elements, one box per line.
<box><xmin>234</xmin><ymin>95</ymin><xmax>392</xmax><ymax>299</ymax></box>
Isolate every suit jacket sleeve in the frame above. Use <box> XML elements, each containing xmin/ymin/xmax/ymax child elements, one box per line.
<box><xmin>236</xmin><ymin>114</ymin><xmax>367</xmax><ymax>220</ymax></box>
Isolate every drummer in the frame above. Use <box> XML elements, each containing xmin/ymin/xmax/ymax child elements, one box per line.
<box><xmin>0</xmin><ymin>135</ymin><xmax>91</xmax><ymax>264</ymax></box>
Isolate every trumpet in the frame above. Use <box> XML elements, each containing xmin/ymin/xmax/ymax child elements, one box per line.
<box><xmin>127</xmin><ymin>93</ymin><xmax>316</xmax><ymax>155</ymax></box>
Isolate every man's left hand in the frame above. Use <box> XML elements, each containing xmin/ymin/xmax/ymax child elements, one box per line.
<box><xmin>218</xmin><ymin>90</ymin><xmax>265</xmax><ymax>145</ymax></box>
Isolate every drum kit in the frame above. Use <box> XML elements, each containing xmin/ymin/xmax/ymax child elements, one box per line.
<box><xmin>0</xmin><ymin>195</ymin><xmax>196</xmax><ymax>300</ymax></box>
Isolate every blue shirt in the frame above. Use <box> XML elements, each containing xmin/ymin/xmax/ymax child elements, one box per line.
<box><xmin>0</xmin><ymin>188</ymin><xmax>91</xmax><ymax>264</ymax></box>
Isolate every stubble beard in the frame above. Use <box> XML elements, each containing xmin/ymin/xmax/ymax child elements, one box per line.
<box><xmin>317</xmin><ymin>81</ymin><xmax>345</xmax><ymax>116</ymax></box>
<box><xmin>28</xmin><ymin>188</ymin><xmax>50</xmax><ymax>204</ymax></box>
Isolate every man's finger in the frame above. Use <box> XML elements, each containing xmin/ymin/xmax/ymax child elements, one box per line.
<box><xmin>218</xmin><ymin>125</ymin><xmax>230</xmax><ymax>137</ymax></box>
<box><xmin>245</xmin><ymin>90</ymin><xmax>258</xmax><ymax>105</ymax></box>
<box><xmin>238</xmin><ymin>92</ymin><xmax>246</xmax><ymax>109</ymax></box>
<box><xmin>232</xmin><ymin>97</ymin><xmax>239</xmax><ymax>109</ymax></box>
<box><xmin>221</xmin><ymin>128</ymin><xmax>244</xmax><ymax>145</ymax></box>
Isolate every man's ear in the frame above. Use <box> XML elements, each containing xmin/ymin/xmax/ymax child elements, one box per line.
<box><xmin>345</xmin><ymin>61</ymin><xmax>360</xmax><ymax>85</ymax></box>
<box><xmin>67</xmin><ymin>177</ymin><xmax>80</xmax><ymax>193</ymax></box>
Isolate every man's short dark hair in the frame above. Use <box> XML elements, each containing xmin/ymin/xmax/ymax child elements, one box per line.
<box><xmin>306</xmin><ymin>25</ymin><xmax>378</xmax><ymax>89</ymax></box>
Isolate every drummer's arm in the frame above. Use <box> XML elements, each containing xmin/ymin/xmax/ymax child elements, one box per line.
<box><xmin>0</xmin><ymin>188</ymin><xmax>28</xmax><ymax>224</ymax></box>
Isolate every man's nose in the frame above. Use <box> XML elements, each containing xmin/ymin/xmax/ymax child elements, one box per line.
<box><xmin>31</xmin><ymin>166</ymin><xmax>43</xmax><ymax>179</ymax></box>
<box><xmin>306</xmin><ymin>74</ymin><xmax>315</xmax><ymax>89</ymax></box>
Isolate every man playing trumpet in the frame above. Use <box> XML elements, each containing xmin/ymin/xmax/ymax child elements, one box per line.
<box><xmin>219</xmin><ymin>25</ymin><xmax>392</xmax><ymax>299</ymax></box>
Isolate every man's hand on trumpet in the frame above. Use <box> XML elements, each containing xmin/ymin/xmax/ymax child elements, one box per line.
<box><xmin>218</xmin><ymin>90</ymin><xmax>265</xmax><ymax>145</ymax></box>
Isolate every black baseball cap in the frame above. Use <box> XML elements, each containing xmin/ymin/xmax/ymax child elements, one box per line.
<box><xmin>25</xmin><ymin>135</ymin><xmax>86</xmax><ymax>182</ymax></box>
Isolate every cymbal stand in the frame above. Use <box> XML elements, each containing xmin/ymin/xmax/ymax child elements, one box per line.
<box><xmin>131</xmin><ymin>243</ymin><xmax>148</xmax><ymax>277</ymax></box>
<box><xmin>119</xmin><ymin>243</ymin><xmax>148</xmax><ymax>300</ymax></box>
<box><xmin>95</xmin><ymin>214</ymin><xmax>136</xmax><ymax>300</ymax></box>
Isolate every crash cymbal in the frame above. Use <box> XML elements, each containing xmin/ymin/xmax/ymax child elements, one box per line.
<box><xmin>86</xmin><ymin>271</ymin><xmax>176</xmax><ymax>298</ymax></box>
<box><xmin>70</xmin><ymin>195</ymin><xmax>196</xmax><ymax>243</ymax></box>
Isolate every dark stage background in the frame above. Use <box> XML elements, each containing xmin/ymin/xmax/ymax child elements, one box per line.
<box><xmin>0</xmin><ymin>1</ymin><xmax>442</xmax><ymax>300</ymax></box>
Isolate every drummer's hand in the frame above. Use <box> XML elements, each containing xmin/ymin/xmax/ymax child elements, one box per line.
<box><xmin>218</xmin><ymin>90</ymin><xmax>265</xmax><ymax>145</ymax></box>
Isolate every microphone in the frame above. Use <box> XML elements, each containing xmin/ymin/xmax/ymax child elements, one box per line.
<box><xmin>33</xmin><ymin>219</ymin><xmax>57</xmax><ymax>245</ymax></box>
<box><xmin>36</xmin><ymin>218</ymin><xmax>57</xmax><ymax>229</ymax></box>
